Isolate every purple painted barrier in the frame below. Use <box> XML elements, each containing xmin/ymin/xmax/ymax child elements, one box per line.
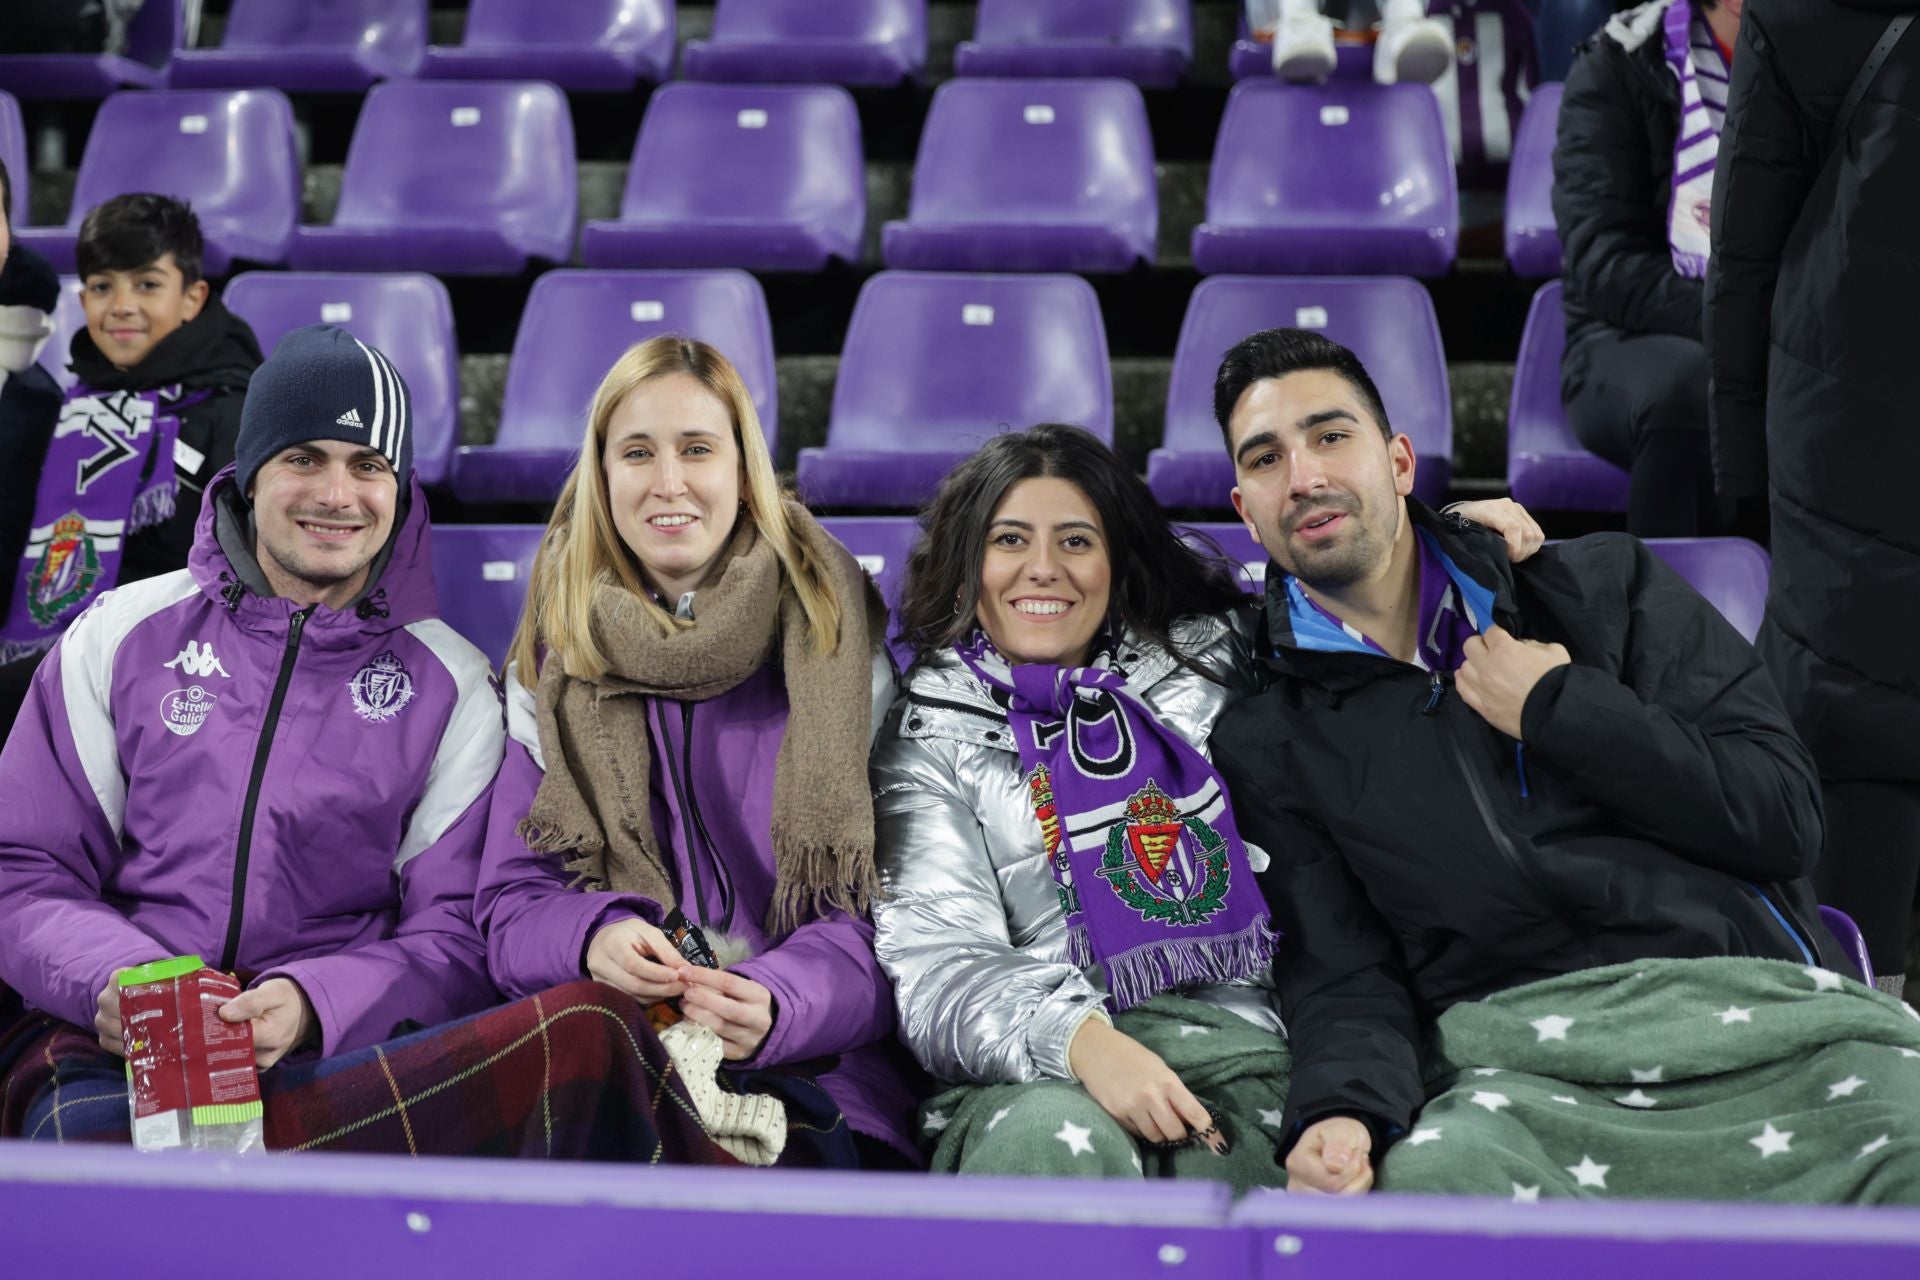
<box><xmin>0</xmin><ymin>1145</ymin><xmax>1239</xmax><ymax>1279</ymax></box>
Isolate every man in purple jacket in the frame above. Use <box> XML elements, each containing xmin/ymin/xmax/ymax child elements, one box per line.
<box><xmin>0</xmin><ymin>325</ymin><xmax>505</xmax><ymax>1132</ymax></box>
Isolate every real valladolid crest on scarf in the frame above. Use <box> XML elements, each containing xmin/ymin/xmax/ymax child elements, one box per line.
<box><xmin>517</xmin><ymin>501</ymin><xmax>881</xmax><ymax>937</ymax></box>
<box><xmin>955</xmin><ymin>632</ymin><xmax>1277</xmax><ymax>1011</ymax></box>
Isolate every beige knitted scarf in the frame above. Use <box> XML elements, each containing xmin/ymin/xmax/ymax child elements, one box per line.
<box><xmin>519</xmin><ymin>502</ymin><xmax>880</xmax><ymax>935</ymax></box>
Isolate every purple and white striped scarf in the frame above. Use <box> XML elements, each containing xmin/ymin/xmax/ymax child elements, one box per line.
<box><xmin>0</xmin><ymin>383</ymin><xmax>207</xmax><ymax>665</ymax></box>
<box><xmin>1663</xmin><ymin>0</ymin><xmax>1731</xmax><ymax>278</ymax></box>
<box><xmin>954</xmin><ymin>631</ymin><xmax>1276</xmax><ymax>1012</ymax></box>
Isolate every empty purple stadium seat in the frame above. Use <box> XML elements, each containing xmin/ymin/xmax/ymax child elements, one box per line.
<box><xmin>579</xmin><ymin>84</ymin><xmax>864</xmax><ymax>272</ymax></box>
<box><xmin>1505</xmin><ymin>81</ymin><xmax>1563</xmax><ymax>278</ymax></box>
<box><xmin>223</xmin><ymin>273</ymin><xmax>460</xmax><ymax>488</ymax></box>
<box><xmin>683</xmin><ymin>0</ymin><xmax>928</xmax><ymax>86</ymax></box>
<box><xmin>797</xmin><ymin>272</ymin><xmax>1111</xmax><ymax>509</ymax></box>
<box><xmin>1177</xmin><ymin>522</ymin><xmax>1271</xmax><ymax>594</ymax></box>
<box><xmin>421</xmin><ymin>0</ymin><xmax>675</xmax><ymax>91</ymax></box>
<box><xmin>169</xmin><ymin>0</ymin><xmax>425</xmax><ymax>92</ymax></box>
<box><xmin>430</xmin><ymin>523</ymin><xmax>543</xmax><ymax>670</ymax></box>
<box><xmin>816</xmin><ymin>515</ymin><xmax>921</xmax><ymax>661</ymax></box>
<box><xmin>0</xmin><ymin>91</ymin><xmax>25</xmax><ymax>220</ymax></box>
<box><xmin>1149</xmin><ymin>276</ymin><xmax>1453</xmax><ymax>509</ymax></box>
<box><xmin>883</xmin><ymin>79</ymin><xmax>1157</xmax><ymax>274</ymax></box>
<box><xmin>0</xmin><ymin>0</ymin><xmax>181</xmax><ymax>100</ymax></box>
<box><xmin>453</xmin><ymin>269</ymin><xmax>777</xmax><ymax>506</ymax></box>
<box><xmin>955</xmin><ymin>0</ymin><xmax>1193</xmax><ymax>87</ymax></box>
<box><xmin>1194</xmin><ymin>80</ymin><xmax>1459</xmax><ymax>277</ymax></box>
<box><xmin>1507</xmin><ymin>281</ymin><xmax>1629</xmax><ymax>511</ymax></box>
<box><xmin>1643</xmin><ymin>537</ymin><xmax>1769</xmax><ymax>644</ymax></box>
<box><xmin>1819</xmin><ymin>905</ymin><xmax>1875</xmax><ymax>985</ymax></box>
<box><xmin>13</xmin><ymin>89</ymin><xmax>299</xmax><ymax>275</ymax></box>
<box><xmin>1227</xmin><ymin>14</ymin><xmax>1374</xmax><ymax>81</ymax></box>
<box><xmin>34</xmin><ymin>277</ymin><xmax>86</xmax><ymax>391</ymax></box>
<box><xmin>289</xmin><ymin>81</ymin><xmax>576</xmax><ymax>276</ymax></box>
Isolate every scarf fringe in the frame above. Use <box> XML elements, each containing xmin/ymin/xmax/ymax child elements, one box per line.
<box><xmin>127</xmin><ymin>477</ymin><xmax>177</xmax><ymax>534</ymax></box>
<box><xmin>766</xmin><ymin>834</ymin><xmax>880</xmax><ymax>937</ymax></box>
<box><xmin>515</xmin><ymin>817</ymin><xmax>611</xmax><ymax>893</ymax></box>
<box><xmin>1099</xmin><ymin>917</ymin><xmax>1279</xmax><ymax>1013</ymax></box>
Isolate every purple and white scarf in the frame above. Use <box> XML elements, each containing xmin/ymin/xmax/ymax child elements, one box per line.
<box><xmin>0</xmin><ymin>383</ymin><xmax>206</xmax><ymax>665</ymax></box>
<box><xmin>955</xmin><ymin>632</ymin><xmax>1277</xmax><ymax>1011</ymax></box>
<box><xmin>1663</xmin><ymin>0</ymin><xmax>1731</xmax><ymax>278</ymax></box>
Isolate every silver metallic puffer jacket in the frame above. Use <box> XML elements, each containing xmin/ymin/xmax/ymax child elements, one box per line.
<box><xmin>871</xmin><ymin>611</ymin><xmax>1283</xmax><ymax>1087</ymax></box>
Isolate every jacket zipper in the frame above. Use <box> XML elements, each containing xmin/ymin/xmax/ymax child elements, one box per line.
<box><xmin>1746</xmin><ymin>882</ymin><xmax>1816</xmax><ymax>966</ymax></box>
<box><xmin>220</xmin><ymin>606</ymin><xmax>310</xmax><ymax>971</ymax></box>
<box><xmin>659</xmin><ymin>701</ymin><xmax>735</xmax><ymax>931</ymax></box>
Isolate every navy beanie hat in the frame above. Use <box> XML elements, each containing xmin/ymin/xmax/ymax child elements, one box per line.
<box><xmin>236</xmin><ymin>324</ymin><xmax>413</xmax><ymax>495</ymax></box>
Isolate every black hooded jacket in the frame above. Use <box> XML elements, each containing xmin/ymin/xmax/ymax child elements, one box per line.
<box><xmin>63</xmin><ymin>293</ymin><xmax>262</xmax><ymax>586</ymax></box>
<box><xmin>1704</xmin><ymin>0</ymin><xmax>1919</xmax><ymax>784</ymax></box>
<box><xmin>1211</xmin><ymin>504</ymin><xmax>1842</xmax><ymax>1155</ymax></box>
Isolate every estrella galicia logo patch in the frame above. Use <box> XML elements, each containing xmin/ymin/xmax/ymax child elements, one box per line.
<box><xmin>160</xmin><ymin>685</ymin><xmax>217</xmax><ymax>737</ymax></box>
<box><xmin>348</xmin><ymin>650</ymin><xmax>415</xmax><ymax>723</ymax></box>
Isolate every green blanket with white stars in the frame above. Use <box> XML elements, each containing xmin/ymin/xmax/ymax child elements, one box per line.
<box><xmin>1377</xmin><ymin>958</ymin><xmax>1920</xmax><ymax>1205</ymax></box>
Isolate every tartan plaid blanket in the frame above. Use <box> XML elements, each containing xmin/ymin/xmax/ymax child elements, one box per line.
<box><xmin>1378</xmin><ymin>958</ymin><xmax>1920</xmax><ymax>1204</ymax></box>
<box><xmin>0</xmin><ymin>980</ymin><xmax>857</xmax><ymax>1167</ymax></box>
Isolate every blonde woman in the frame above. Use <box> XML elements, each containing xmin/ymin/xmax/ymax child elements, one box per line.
<box><xmin>477</xmin><ymin>336</ymin><xmax>920</xmax><ymax>1168</ymax></box>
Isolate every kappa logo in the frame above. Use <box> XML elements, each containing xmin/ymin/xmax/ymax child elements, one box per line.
<box><xmin>336</xmin><ymin>407</ymin><xmax>365</xmax><ymax>429</ymax></box>
<box><xmin>164</xmin><ymin>639</ymin><xmax>230</xmax><ymax>679</ymax></box>
<box><xmin>348</xmin><ymin>650</ymin><xmax>415</xmax><ymax>723</ymax></box>
<box><xmin>160</xmin><ymin>685</ymin><xmax>218</xmax><ymax>737</ymax></box>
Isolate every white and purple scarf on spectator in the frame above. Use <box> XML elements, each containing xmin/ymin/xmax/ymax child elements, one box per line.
<box><xmin>954</xmin><ymin>631</ymin><xmax>1276</xmax><ymax>1011</ymax></box>
<box><xmin>0</xmin><ymin>383</ymin><xmax>207</xmax><ymax>665</ymax></box>
<box><xmin>1662</xmin><ymin>0</ymin><xmax>1732</xmax><ymax>278</ymax></box>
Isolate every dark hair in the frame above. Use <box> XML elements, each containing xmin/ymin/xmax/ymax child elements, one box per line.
<box><xmin>1213</xmin><ymin>328</ymin><xmax>1392</xmax><ymax>446</ymax></box>
<box><xmin>74</xmin><ymin>193</ymin><xmax>204</xmax><ymax>284</ymax></box>
<box><xmin>899</xmin><ymin>423</ymin><xmax>1249</xmax><ymax>663</ymax></box>
<box><xmin>0</xmin><ymin>157</ymin><xmax>11</xmax><ymax>225</ymax></box>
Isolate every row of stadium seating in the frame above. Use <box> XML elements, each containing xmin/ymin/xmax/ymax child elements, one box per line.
<box><xmin>0</xmin><ymin>0</ymin><xmax>1480</xmax><ymax>99</ymax></box>
<box><xmin>3</xmin><ymin>78</ymin><xmax>1473</xmax><ymax>279</ymax></box>
<box><xmin>31</xmin><ymin>268</ymin><xmax>1607</xmax><ymax>513</ymax></box>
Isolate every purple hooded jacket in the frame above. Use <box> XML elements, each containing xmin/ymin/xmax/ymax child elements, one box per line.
<box><xmin>478</xmin><ymin>654</ymin><xmax>922</xmax><ymax>1162</ymax></box>
<box><xmin>0</xmin><ymin>467</ymin><xmax>505</xmax><ymax>1057</ymax></box>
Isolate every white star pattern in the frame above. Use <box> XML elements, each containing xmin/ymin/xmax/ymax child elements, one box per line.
<box><xmin>1901</xmin><ymin>1049</ymin><xmax>1920</xmax><ymax>1060</ymax></box>
<box><xmin>1469</xmin><ymin>1091</ymin><xmax>1512</xmax><ymax>1113</ymax></box>
<box><xmin>922</xmin><ymin>1109</ymin><xmax>951</xmax><ymax>1132</ymax></box>
<box><xmin>1827</xmin><ymin>1075</ymin><xmax>1867</xmax><ymax>1100</ymax></box>
<box><xmin>1551</xmin><ymin>1095</ymin><xmax>1580</xmax><ymax>1106</ymax></box>
<box><xmin>1531</xmin><ymin>1015</ymin><xmax>1576</xmax><ymax>1042</ymax></box>
<box><xmin>1859</xmin><ymin>1135</ymin><xmax>1891</xmax><ymax>1160</ymax></box>
<box><xmin>1629</xmin><ymin>1066</ymin><xmax>1664</xmax><ymax>1084</ymax></box>
<box><xmin>1177</xmin><ymin>1025</ymin><xmax>1211</xmax><ymax>1037</ymax></box>
<box><xmin>1567</xmin><ymin>1156</ymin><xmax>1610</xmax><ymax>1189</ymax></box>
<box><xmin>987</xmin><ymin>1106</ymin><xmax>1014</xmax><ymax>1132</ymax></box>
<box><xmin>1258</xmin><ymin>1109</ymin><xmax>1287</xmax><ymax>1129</ymax></box>
<box><xmin>1129</xmin><ymin>1149</ymin><xmax>1143</xmax><ymax>1174</ymax></box>
<box><xmin>1472</xmin><ymin>1067</ymin><xmax>1505</xmax><ymax>1077</ymax></box>
<box><xmin>1512</xmin><ymin>1183</ymin><xmax>1541</xmax><ymax>1203</ymax></box>
<box><xmin>1055</xmin><ymin>1120</ymin><xmax>1096</xmax><ymax>1157</ymax></box>
<box><xmin>1615</xmin><ymin>1089</ymin><xmax>1658</xmax><ymax>1109</ymax></box>
<box><xmin>1406</xmin><ymin>1126</ymin><xmax>1444</xmax><ymax>1146</ymax></box>
<box><xmin>1717</xmin><ymin>1006</ymin><xmax>1754</xmax><ymax>1025</ymax></box>
<box><xmin>1804</xmin><ymin>967</ymin><xmax>1845</xmax><ymax>992</ymax></box>
<box><xmin>1750</xmin><ymin>1123</ymin><xmax>1794</xmax><ymax>1158</ymax></box>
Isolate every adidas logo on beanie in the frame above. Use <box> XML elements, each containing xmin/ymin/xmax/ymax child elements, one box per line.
<box><xmin>236</xmin><ymin>324</ymin><xmax>413</xmax><ymax>494</ymax></box>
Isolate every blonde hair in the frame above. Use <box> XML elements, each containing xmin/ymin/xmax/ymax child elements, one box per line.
<box><xmin>507</xmin><ymin>336</ymin><xmax>843</xmax><ymax>683</ymax></box>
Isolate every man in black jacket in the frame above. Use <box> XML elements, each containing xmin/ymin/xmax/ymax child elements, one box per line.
<box><xmin>1705</xmin><ymin>0</ymin><xmax>1918</xmax><ymax>997</ymax></box>
<box><xmin>0</xmin><ymin>166</ymin><xmax>65</xmax><ymax>627</ymax></box>
<box><xmin>1210</xmin><ymin>328</ymin><xmax>1848</xmax><ymax>1196</ymax></box>
<box><xmin>1554</xmin><ymin>0</ymin><xmax>1746</xmax><ymax>536</ymax></box>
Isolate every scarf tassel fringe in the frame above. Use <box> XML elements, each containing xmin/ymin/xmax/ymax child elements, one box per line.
<box><xmin>1074</xmin><ymin>917</ymin><xmax>1280</xmax><ymax>1014</ymax></box>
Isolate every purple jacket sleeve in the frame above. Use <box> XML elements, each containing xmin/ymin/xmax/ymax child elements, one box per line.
<box><xmin>729</xmin><ymin>911</ymin><xmax>896</xmax><ymax>1069</ymax></box>
<box><xmin>0</xmin><ymin>640</ymin><xmax>173</xmax><ymax>1030</ymax></box>
<box><xmin>263</xmin><ymin>627</ymin><xmax>507</xmax><ymax>1057</ymax></box>
<box><xmin>475</xmin><ymin>738</ymin><xmax>661</xmax><ymax>1000</ymax></box>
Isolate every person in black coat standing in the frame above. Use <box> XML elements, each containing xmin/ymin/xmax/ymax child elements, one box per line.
<box><xmin>1705</xmin><ymin>0</ymin><xmax>1919</xmax><ymax>996</ymax></box>
<box><xmin>1553</xmin><ymin>0</ymin><xmax>1746</xmax><ymax>536</ymax></box>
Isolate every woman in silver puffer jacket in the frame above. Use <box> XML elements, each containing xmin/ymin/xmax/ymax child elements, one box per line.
<box><xmin>870</xmin><ymin>424</ymin><xmax>1290</xmax><ymax>1188</ymax></box>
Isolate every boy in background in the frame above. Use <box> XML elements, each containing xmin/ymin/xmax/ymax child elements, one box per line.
<box><xmin>0</xmin><ymin>192</ymin><xmax>261</xmax><ymax>733</ymax></box>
